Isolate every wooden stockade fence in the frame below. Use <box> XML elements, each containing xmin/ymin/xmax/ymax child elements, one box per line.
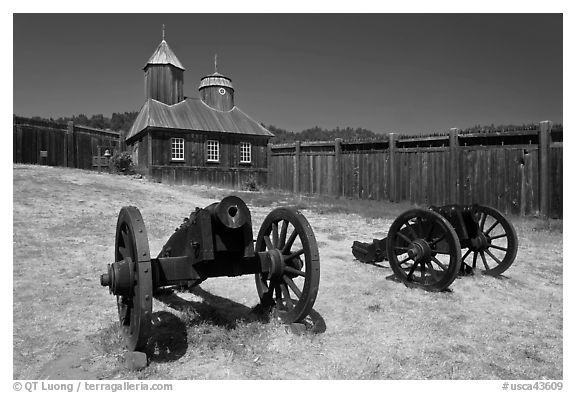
<box><xmin>12</xmin><ymin>117</ymin><xmax>562</xmax><ymax>218</ymax></box>
<box><xmin>13</xmin><ymin>117</ymin><xmax>122</xmax><ymax>170</ymax></box>
<box><xmin>267</xmin><ymin>121</ymin><xmax>563</xmax><ymax>218</ymax></box>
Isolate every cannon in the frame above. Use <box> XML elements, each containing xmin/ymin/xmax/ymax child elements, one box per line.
<box><xmin>100</xmin><ymin>196</ymin><xmax>320</xmax><ymax>351</ymax></box>
<box><xmin>352</xmin><ymin>204</ymin><xmax>518</xmax><ymax>291</ymax></box>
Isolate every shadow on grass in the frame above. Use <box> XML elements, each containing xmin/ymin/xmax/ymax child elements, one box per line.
<box><xmin>157</xmin><ymin>285</ymin><xmax>326</xmax><ymax>330</ymax></box>
<box><xmin>146</xmin><ymin>311</ymin><xmax>188</xmax><ymax>363</ymax></box>
<box><xmin>155</xmin><ymin>286</ymin><xmax>266</xmax><ymax>329</ymax></box>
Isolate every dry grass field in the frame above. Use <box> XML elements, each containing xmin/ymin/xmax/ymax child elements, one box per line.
<box><xmin>13</xmin><ymin>164</ymin><xmax>563</xmax><ymax>380</ymax></box>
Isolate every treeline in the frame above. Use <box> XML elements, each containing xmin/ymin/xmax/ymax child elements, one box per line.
<box><xmin>264</xmin><ymin>124</ymin><xmax>385</xmax><ymax>143</ymax></box>
<box><xmin>16</xmin><ymin>113</ymin><xmax>561</xmax><ymax>142</ymax></box>
<box><xmin>461</xmin><ymin>122</ymin><xmax>563</xmax><ymax>134</ymax></box>
<box><xmin>20</xmin><ymin>112</ymin><xmax>140</xmax><ymax>132</ymax></box>
<box><xmin>265</xmin><ymin>122</ymin><xmax>563</xmax><ymax>143</ymax></box>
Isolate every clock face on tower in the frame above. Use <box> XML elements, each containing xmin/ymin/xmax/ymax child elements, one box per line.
<box><xmin>218</xmin><ymin>88</ymin><xmax>226</xmax><ymax>95</ymax></box>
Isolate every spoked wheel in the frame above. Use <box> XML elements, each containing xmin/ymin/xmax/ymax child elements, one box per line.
<box><xmin>387</xmin><ymin>209</ymin><xmax>461</xmax><ymax>292</ymax></box>
<box><xmin>461</xmin><ymin>205</ymin><xmax>518</xmax><ymax>276</ymax></box>
<box><xmin>255</xmin><ymin>208</ymin><xmax>320</xmax><ymax>323</ymax></box>
<box><xmin>101</xmin><ymin>206</ymin><xmax>153</xmax><ymax>351</ymax></box>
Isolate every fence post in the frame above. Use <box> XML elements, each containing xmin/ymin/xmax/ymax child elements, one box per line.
<box><xmin>449</xmin><ymin>128</ymin><xmax>460</xmax><ymax>204</ymax></box>
<box><xmin>334</xmin><ymin>138</ymin><xmax>342</xmax><ymax>197</ymax></box>
<box><xmin>388</xmin><ymin>133</ymin><xmax>396</xmax><ymax>202</ymax></box>
<box><xmin>294</xmin><ymin>141</ymin><xmax>301</xmax><ymax>194</ymax></box>
<box><xmin>539</xmin><ymin>120</ymin><xmax>552</xmax><ymax>217</ymax></box>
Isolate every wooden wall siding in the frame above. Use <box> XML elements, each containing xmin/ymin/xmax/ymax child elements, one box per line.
<box><xmin>13</xmin><ymin>118</ymin><xmax>120</xmax><ymax>170</ymax></box>
<box><xmin>268</xmin><ymin>124</ymin><xmax>562</xmax><ymax>218</ymax></box>
<box><xmin>144</xmin><ymin>65</ymin><xmax>184</xmax><ymax>105</ymax></box>
<box><xmin>267</xmin><ymin>153</ymin><xmax>294</xmax><ymax>191</ymax></box>
<box><xmin>457</xmin><ymin>146</ymin><xmax>539</xmax><ymax>216</ymax></box>
<box><xmin>199</xmin><ymin>86</ymin><xmax>234</xmax><ymax>111</ymax></box>
<box><xmin>340</xmin><ymin>151</ymin><xmax>389</xmax><ymax>200</ymax></box>
<box><xmin>394</xmin><ymin>149</ymin><xmax>449</xmax><ymax>207</ymax></box>
<box><xmin>146</xmin><ymin>129</ymin><xmax>269</xmax><ymax>169</ymax></box>
<box><xmin>148</xmin><ymin>166</ymin><xmax>267</xmax><ymax>188</ymax></box>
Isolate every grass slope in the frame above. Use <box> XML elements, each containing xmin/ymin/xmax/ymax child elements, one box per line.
<box><xmin>12</xmin><ymin>164</ymin><xmax>562</xmax><ymax>379</ymax></box>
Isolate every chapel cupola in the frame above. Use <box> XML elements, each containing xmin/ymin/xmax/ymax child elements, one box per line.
<box><xmin>198</xmin><ymin>54</ymin><xmax>235</xmax><ymax>111</ymax></box>
<box><xmin>143</xmin><ymin>26</ymin><xmax>185</xmax><ymax>105</ymax></box>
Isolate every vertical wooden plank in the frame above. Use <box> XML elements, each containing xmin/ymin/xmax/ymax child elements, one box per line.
<box><xmin>513</xmin><ymin>149</ymin><xmax>523</xmax><ymax>215</ymax></box>
<box><xmin>463</xmin><ymin>148</ymin><xmax>471</xmax><ymax>204</ymax></box>
<box><xmin>494</xmin><ymin>148</ymin><xmax>505</xmax><ymax>211</ymax></box>
<box><xmin>484</xmin><ymin>149</ymin><xmax>492</xmax><ymax>208</ymax></box>
<box><xmin>503</xmin><ymin>149</ymin><xmax>511</xmax><ymax>213</ymax></box>
<box><xmin>549</xmin><ymin>146</ymin><xmax>562</xmax><ymax>218</ymax></box>
<box><xmin>15</xmin><ymin>125</ymin><xmax>23</xmax><ymax>163</ymax></box>
<box><xmin>449</xmin><ymin>128</ymin><xmax>460</xmax><ymax>204</ymax></box>
<box><xmin>520</xmin><ymin>153</ymin><xmax>526</xmax><ymax>216</ymax></box>
<box><xmin>539</xmin><ymin>120</ymin><xmax>552</xmax><ymax>216</ymax></box>
<box><xmin>319</xmin><ymin>154</ymin><xmax>326</xmax><ymax>195</ymax></box>
<box><xmin>294</xmin><ymin>142</ymin><xmax>301</xmax><ymax>194</ymax></box>
<box><xmin>415</xmin><ymin>151</ymin><xmax>421</xmax><ymax>204</ymax></box>
<box><xmin>388</xmin><ymin>133</ymin><xmax>396</xmax><ymax>202</ymax></box>
<box><xmin>396</xmin><ymin>150</ymin><xmax>402</xmax><ymax>202</ymax></box>
<box><xmin>408</xmin><ymin>152</ymin><xmax>414</xmax><ymax>204</ymax></box>
<box><xmin>147</xmin><ymin>131</ymin><xmax>153</xmax><ymax>169</ymax></box>
<box><xmin>341</xmin><ymin>154</ymin><xmax>348</xmax><ymax>197</ymax></box>
<box><xmin>422</xmin><ymin>151</ymin><xmax>428</xmax><ymax>205</ymax></box>
<box><xmin>335</xmin><ymin>139</ymin><xmax>342</xmax><ymax>198</ymax></box>
<box><xmin>328</xmin><ymin>155</ymin><xmax>335</xmax><ymax>196</ymax></box>
<box><xmin>66</xmin><ymin>121</ymin><xmax>73</xmax><ymax>167</ymax></box>
<box><xmin>267</xmin><ymin>143</ymin><xmax>272</xmax><ymax>187</ymax></box>
<box><xmin>476</xmin><ymin>149</ymin><xmax>484</xmax><ymax>206</ymax></box>
<box><xmin>311</xmin><ymin>154</ymin><xmax>315</xmax><ymax>194</ymax></box>
<box><xmin>359</xmin><ymin>152</ymin><xmax>365</xmax><ymax>199</ymax></box>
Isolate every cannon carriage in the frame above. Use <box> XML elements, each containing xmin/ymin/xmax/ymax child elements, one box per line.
<box><xmin>352</xmin><ymin>204</ymin><xmax>518</xmax><ymax>291</ymax></box>
<box><xmin>100</xmin><ymin>196</ymin><xmax>320</xmax><ymax>351</ymax></box>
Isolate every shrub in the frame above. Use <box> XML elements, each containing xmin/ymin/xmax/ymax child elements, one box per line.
<box><xmin>108</xmin><ymin>151</ymin><xmax>133</xmax><ymax>174</ymax></box>
<box><xmin>242</xmin><ymin>174</ymin><xmax>260</xmax><ymax>191</ymax></box>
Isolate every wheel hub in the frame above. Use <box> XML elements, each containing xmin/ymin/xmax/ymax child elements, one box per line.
<box><xmin>100</xmin><ymin>257</ymin><xmax>134</xmax><ymax>297</ymax></box>
<box><xmin>407</xmin><ymin>239</ymin><xmax>432</xmax><ymax>262</ymax></box>
<box><xmin>469</xmin><ymin>233</ymin><xmax>489</xmax><ymax>251</ymax></box>
<box><xmin>267</xmin><ymin>249</ymin><xmax>285</xmax><ymax>280</ymax></box>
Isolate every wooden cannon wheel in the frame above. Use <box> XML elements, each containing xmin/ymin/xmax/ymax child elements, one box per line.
<box><xmin>387</xmin><ymin>209</ymin><xmax>461</xmax><ymax>292</ymax></box>
<box><xmin>255</xmin><ymin>208</ymin><xmax>320</xmax><ymax>323</ymax></box>
<box><xmin>113</xmin><ymin>206</ymin><xmax>153</xmax><ymax>351</ymax></box>
<box><xmin>461</xmin><ymin>205</ymin><xmax>519</xmax><ymax>276</ymax></box>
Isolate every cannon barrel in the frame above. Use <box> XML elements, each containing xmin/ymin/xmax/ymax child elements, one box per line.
<box><xmin>206</xmin><ymin>195</ymin><xmax>251</xmax><ymax>229</ymax></box>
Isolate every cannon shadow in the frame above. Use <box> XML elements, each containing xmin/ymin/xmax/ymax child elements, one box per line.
<box><xmin>145</xmin><ymin>311</ymin><xmax>188</xmax><ymax>362</ymax></box>
<box><xmin>149</xmin><ymin>285</ymin><xmax>326</xmax><ymax>359</ymax></box>
<box><xmin>154</xmin><ymin>286</ymin><xmax>267</xmax><ymax>328</ymax></box>
<box><xmin>156</xmin><ymin>285</ymin><xmax>326</xmax><ymax>331</ymax></box>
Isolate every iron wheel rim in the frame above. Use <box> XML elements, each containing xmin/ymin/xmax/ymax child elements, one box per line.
<box><xmin>114</xmin><ymin>206</ymin><xmax>153</xmax><ymax>351</ymax></box>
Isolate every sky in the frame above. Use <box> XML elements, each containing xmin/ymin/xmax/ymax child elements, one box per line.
<box><xmin>13</xmin><ymin>13</ymin><xmax>563</xmax><ymax>135</ymax></box>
